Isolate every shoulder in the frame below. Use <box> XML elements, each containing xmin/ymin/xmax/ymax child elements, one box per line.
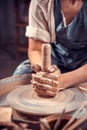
<box><xmin>30</xmin><ymin>0</ymin><xmax>50</xmax><ymax>4</ymax></box>
<box><xmin>30</xmin><ymin>0</ymin><xmax>53</xmax><ymax>17</ymax></box>
<box><xmin>30</xmin><ymin>0</ymin><xmax>53</xmax><ymax>8</ymax></box>
<box><xmin>35</xmin><ymin>0</ymin><xmax>50</xmax><ymax>3</ymax></box>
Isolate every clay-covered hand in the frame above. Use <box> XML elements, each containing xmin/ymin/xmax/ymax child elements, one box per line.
<box><xmin>31</xmin><ymin>64</ymin><xmax>41</xmax><ymax>72</ymax></box>
<box><xmin>31</xmin><ymin>65</ymin><xmax>62</xmax><ymax>97</ymax></box>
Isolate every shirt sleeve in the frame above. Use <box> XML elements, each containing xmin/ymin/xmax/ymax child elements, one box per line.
<box><xmin>25</xmin><ymin>0</ymin><xmax>51</xmax><ymax>43</ymax></box>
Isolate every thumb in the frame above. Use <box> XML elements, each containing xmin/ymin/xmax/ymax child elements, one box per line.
<box><xmin>46</xmin><ymin>65</ymin><xmax>59</xmax><ymax>73</ymax></box>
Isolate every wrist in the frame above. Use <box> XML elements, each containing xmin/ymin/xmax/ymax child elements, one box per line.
<box><xmin>58</xmin><ymin>64</ymin><xmax>87</xmax><ymax>90</ymax></box>
<box><xmin>58</xmin><ymin>74</ymin><xmax>68</xmax><ymax>90</ymax></box>
<box><xmin>58</xmin><ymin>73</ymin><xmax>74</xmax><ymax>90</ymax></box>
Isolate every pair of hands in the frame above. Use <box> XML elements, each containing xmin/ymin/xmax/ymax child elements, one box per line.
<box><xmin>31</xmin><ymin>64</ymin><xmax>64</xmax><ymax>97</ymax></box>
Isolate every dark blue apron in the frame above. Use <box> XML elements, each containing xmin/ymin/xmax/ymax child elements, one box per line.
<box><xmin>51</xmin><ymin>0</ymin><xmax>87</xmax><ymax>72</ymax></box>
<box><xmin>13</xmin><ymin>0</ymin><xmax>87</xmax><ymax>76</ymax></box>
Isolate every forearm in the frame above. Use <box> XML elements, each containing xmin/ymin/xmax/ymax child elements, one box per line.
<box><xmin>28</xmin><ymin>51</ymin><xmax>42</xmax><ymax>66</ymax></box>
<box><xmin>28</xmin><ymin>38</ymin><xmax>43</xmax><ymax>66</ymax></box>
<box><xmin>60</xmin><ymin>64</ymin><xmax>87</xmax><ymax>89</ymax></box>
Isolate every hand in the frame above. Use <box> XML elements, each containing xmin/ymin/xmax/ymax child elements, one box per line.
<box><xmin>31</xmin><ymin>64</ymin><xmax>41</xmax><ymax>72</ymax></box>
<box><xmin>31</xmin><ymin>65</ymin><xmax>62</xmax><ymax>97</ymax></box>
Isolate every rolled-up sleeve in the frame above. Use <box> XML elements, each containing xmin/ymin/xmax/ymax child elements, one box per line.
<box><xmin>25</xmin><ymin>0</ymin><xmax>51</xmax><ymax>43</ymax></box>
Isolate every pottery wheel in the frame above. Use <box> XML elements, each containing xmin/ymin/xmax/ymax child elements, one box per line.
<box><xmin>7</xmin><ymin>85</ymin><xmax>85</xmax><ymax>115</ymax></box>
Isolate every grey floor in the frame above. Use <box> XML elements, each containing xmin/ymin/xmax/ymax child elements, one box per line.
<box><xmin>0</xmin><ymin>44</ymin><xmax>27</xmax><ymax>79</ymax></box>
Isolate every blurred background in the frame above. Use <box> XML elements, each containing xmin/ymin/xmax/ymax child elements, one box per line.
<box><xmin>0</xmin><ymin>0</ymin><xmax>31</xmax><ymax>79</ymax></box>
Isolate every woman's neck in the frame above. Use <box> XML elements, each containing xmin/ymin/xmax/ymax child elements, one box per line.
<box><xmin>61</xmin><ymin>0</ymin><xmax>82</xmax><ymax>4</ymax></box>
<box><xmin>60</xmin><ymin>0</ymin><xmax>83</xmax><ymax>26</ymax></box>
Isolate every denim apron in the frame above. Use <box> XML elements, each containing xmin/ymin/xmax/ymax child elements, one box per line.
<box><xmin>13</xmin><ymin>0</ymin><xmax>87</xmax><ymax>75</ymax></box>
<box><xmin>51</xmin><ymin>0</ymin><xmax>87</xmax><ymax>72</ymax></box>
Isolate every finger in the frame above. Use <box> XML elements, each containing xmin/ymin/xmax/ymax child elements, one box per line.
<box><xmin>34</xmin><ymin>88</ymin><xmax>50</xmax><ymax>97</ymax></box>
<box><xmin>43</xmin><ymin>73</ymin><xmax>59</xmax><ymax>80</ymax></box>
<box><xmin>32</xmin><ymin>82</ymin><xmax>58</xmax><ymax>92</ymax></box>
<box><xmin>46</xmin><ymin>65</ymin><xmax>58</xmax><ymax>73</ymax></box>
<box><xmin>46</xmin><ymin>90</ymin><xmax>58</xmax><ymax>96</ymax></box>
<box><xmin>32</xmin><ymin>72</ymin><xmax>58</xmax><ymax>81</ymax></box>
<box><xmin>32</xmin><ymin>75</ymin><xmax>58</xmax><ymax>87</ymax></box>
<box><xmin>32</xmin><ymin>72</ymin><xmax>45</xmax><ymax>80</ymax></box>
<box><xmin>31</xmin><ymin>64</ymin><xmax>41</xmax><ymax>72</ymax></box>
<box><xmin>34</xmin><ymin>87</ymin><xmax>58</xmax><ymax>97</ymax></box>
<box><xmin>34</xmin><ymin>87</ymin><xmax>47</xmax><ymax>97</ymax></box>
<box><xmin>32</xmin><ymin>80</ymin><xmax>58</xmax><ymax>92</ymax></box>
